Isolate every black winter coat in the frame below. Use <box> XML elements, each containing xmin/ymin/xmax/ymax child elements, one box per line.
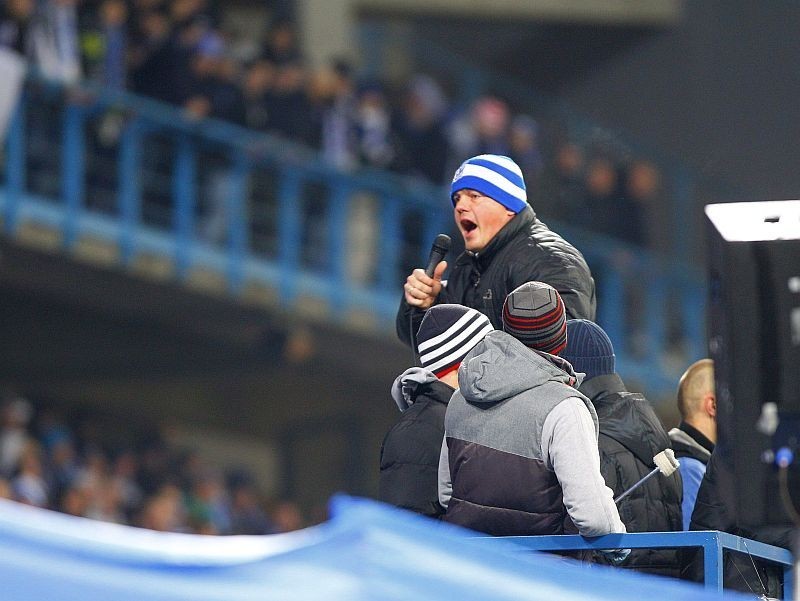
<box><xmin>579</xmin><ymin>374</ymin><xmax>683</xmax><ymax>577</ymax></box>
<box><xmin>396</xmin><ymin>206</ymin><xmax>595</xmax><ymax>346</ymax></box>
<box><xmin>687</xmin><ymin>448</ymin><xmax>793</xmax><ymax>597</ymax></box>
<box><xmin>379</xmin><ymin>379</ymin><xmax>453</xmax><ymax>517</ymax></box>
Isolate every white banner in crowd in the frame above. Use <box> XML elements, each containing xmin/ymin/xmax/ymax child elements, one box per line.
<box><xmin>0</xmin><ymin>47</ymin><xmax>27</xmax><ymax>144</ymax></box>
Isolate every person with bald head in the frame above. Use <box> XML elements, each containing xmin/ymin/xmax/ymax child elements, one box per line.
<box><xmin>668</xmin><ymin>358</ymin><xmax>716</xmax><ymax>529</ymax></box>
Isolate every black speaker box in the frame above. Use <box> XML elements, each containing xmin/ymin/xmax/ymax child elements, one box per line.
<box><xmin>705</xmin><ymin>200</ymin><xmax>800</xmax><ymax>529</ymax></box>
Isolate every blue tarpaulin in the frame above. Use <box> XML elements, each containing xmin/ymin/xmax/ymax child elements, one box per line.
<box><xmin>0</xmin><ymin>495</ymin><xmax>750</xmax><ymax>600</ymax></box>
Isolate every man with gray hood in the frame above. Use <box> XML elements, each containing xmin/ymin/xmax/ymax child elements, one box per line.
<box><xmin>439</xmin><ymin>282</ymin><xmax>626</xmax><ymax>552</ymax></box>
<box><xmin>380</xmin><ymin>304</ymin><xmax>493</xmax><ymax>517</ymax></box>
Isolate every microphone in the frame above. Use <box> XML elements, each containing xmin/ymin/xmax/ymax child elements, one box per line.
<box><xmin>425</xmin><ymin>234</ymin><xmax>451</xmax><ymax>277</ymax></box>
<box><xmin>410</xmin><ymin>234</ymin><xmax>451</xmax><ymax>366</ymax></box>
<box><xmin>614</xmin><ymin>449</ymin><xmax>680</xmax><ymax>505</ymax></box>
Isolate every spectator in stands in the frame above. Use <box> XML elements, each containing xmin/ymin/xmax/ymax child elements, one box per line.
<box><xmin>0</xmin><ymin>396</ymin><xmax>33</xmax><ymax>478</ymax></box>
<box><xmin>625</xmin><ymin>159</ymin><xmax>667</xmax><ymax>254</ymax></box>
<box><xmin>561</xmin><ymin>319</ymin><xmax>682</xmax><ymax>576</ymax></box>
<box><xmin>509</xmin><ymin>115</ymin><xmax>544</xmax><ymax>191</ymax></box>
<box><xmin>44</xmin><ymin>433</ymin><xmax>80</xmax><ymax>507</ymax></box>
<box><xmin>0</xmin><ymin>477</ymin><xmax>12</xmax><ymax>499</ymax></box>
<box><xmin>380</xmin><ymin>304</ymin><xmax>493</xmax><ymax>517</ymax></box>
<box><xmin>397</xmin><ymin>153</ymin><xmax>596</xmax><ymax>348</ymax></box>
<box><xmin>392</xmin><ymin>74</ymin><xmax>450</xmax><ymax>184</ymax></box>
<box><xmin>138</xmin><ymin>483</ymin><xmax>187</xmax><ymax>532</ymax></box>
<box><xmin>80</xmin><ymin>0</ymin><xmax>128</xmax><ymax>89</ymax></box>
<box><xmin>668</xmin><ymin>358</ymin><xmax>716</xmax><ymax>530</ymax></box>
<box><xmin>183</xmin><ymin>35</ymin><xmax>245</xmax><ymax>125</ymax></box>
<box><xmin>261</xmin><ymin>19</ymin><xmax>301</xmax><ymax>67</ymax></box>
<box><xmin>185</xmin><ymin>469</ymin><xmax>231</xmax><ymax>534</ymax></box>
<box><xmin>448</xmin><ymin>96</ymin><xmax>511</xmax><ymax>165</ymax></box>
<box><xmin>229</xmin><ymin>480</ymin><xmax>276</xmax><ymax>535</ymax></box>
<box><xmin>267</xmin><ymin>58</ymin><xmax>312</xmax><ymax>141</ymax></box>
<box><xmin>11</xmin><ymin>440</ymin><xmax>48</xmax><ymax>507</ymax></box>
<box><xmin>439</xmin><ymin>282</ymin><xmax>627</xmax><ymax>559</ymax></box>
<box><xmin>28</xmin><ymin>0</ymin><xmax>82</xmax><ymax>83</ymax></box>
<box><xmin>270</xmin><ymin>500</ymin><xmax>306</xmax><ymax>533</ymax></box>
<box><xmin>354</xmin><ymin>81</ymin><xmax>395</xmax><ymax>169</ymax></box>
<box><xmin>242</xmin><ymin>58</ymin><xmax>277</xmax><ymax>131</ymax></box>
<box><xmin>317</xmin><ymin>58</ymin><xmax>357</xmax><ymax>170</ymax></box>
<box><xmin>0</xmin><ymin>0</ymin><xmax>35</xmax><ymax>54</ymax></box>
<box><xmin>532</xmin><ymin>139</ymin><xmax>585</xmax><ymax>222</ymax></box>
<box><xmin>110</xmin><ymin>450</ymin><xmax>143</xmax><ymax>521</ymax></box>
<box><xmin>128</xmin><ymin>8</ymin><xmax>186</xmax><ymax>104</ymax></box>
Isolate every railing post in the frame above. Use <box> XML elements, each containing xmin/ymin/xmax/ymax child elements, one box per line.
<box><xmin>378</xmin><ymin>196</ymin><xmax>401</xmax><ymax>297</ymax></box>
<box><xmin>703</xmin><ymin>533</ymin><xmax>724</xmax><ymax>594</ymax></box>
<box><xmin>3</xmin><ymin>93</ymin><xmax>26</xmax><ymax>235</ymax></box>
<box><xmin>226</xmin><ymin>151</ymin><xmax>250</xmax><ymax>295</ymax></box>
<box><xmin>118</xmin><ymin>120</ymin><xmax>142</xmax><ymax>266</ymax></box>
<box><xmin>278</xmin><ymin>168</ymin><xmax>302</xmax><ymax>305</ymax></box>
<box><xmin>683</xmin><ymin>277</ymin><xmax>707</xmax><ymax>360</ymax></box>
<box><xmin>172</xmin><ymin>133</ymin><xmax>196</xmax><ymax>280</ymax></box>
<box><xmin>598</xmin><ymin>268</ymin><xmax>625</xmax><ymax>352</ymax></box>
<box><xmin>672</xmin><ymin>166</ymin><xmax>694</xmax><ymax>265</ymax></box>
<box><xmin>327</xmin><ymin>181</ymin><xmax>350</xmax><ymax>314</ymax></box>
<box><xmin>644</xmin><ymin>272</ymin><xmax>666</xmax><ymax>363</ymax></box>
<box><xmin>62</xmin><ymin>103</ymin><xmax>86</xmax><ymax>250</ymax></box>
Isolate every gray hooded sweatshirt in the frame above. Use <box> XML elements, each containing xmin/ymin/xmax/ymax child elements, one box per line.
<box><xmin>438</xmin><ymin>330</ymin><xmax>625</xmax><ymax>537</ymax></box>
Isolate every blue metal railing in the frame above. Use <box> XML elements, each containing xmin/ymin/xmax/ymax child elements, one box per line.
<box><xmin>471</xmin><ymin>531</ymin><xmax>794</xmax><ymax>598</ymax></box>
<box><xmin>0</xmin><ymin>75</ymin><xmax>705</xmax><ymax>398</ymax></box>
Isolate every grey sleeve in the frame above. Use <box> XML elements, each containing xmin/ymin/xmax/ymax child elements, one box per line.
<box><xmin>541</xmin><ymin>397</ymin><xmax>626</xmax><ymax>537</ymax></box>
<box><xmin>438</xmin><ymin>438</ymin><xmax>452</xmax><ymax>510</ymax></box>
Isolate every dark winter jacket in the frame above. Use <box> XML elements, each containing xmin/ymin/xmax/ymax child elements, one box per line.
<box><xmin>396</xmin><ymin>206</ymin><xmax>595</xmax><ymax>346</ymax></box>
<box><xmin>379</xmin><ymin>368</ymin><xmax>453</xmax><ymax>517</ymax></box>
<box><xmin>439</xmin><ymin>331</ymin><xmax>624</xmax><ymax>540</ymax></box>
<box><xmin>579</xmin><ymin>374</ymin><xmax>683</xmax><ymax>577</ymax></box>
<box><xmin>686</xmin><ymin>448</ymin><xmax>792</xmax><ymax>598</ymax></box>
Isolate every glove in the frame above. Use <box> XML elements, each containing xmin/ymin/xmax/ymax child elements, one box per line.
<box><xmin>598</xmin><ymin>548</ymin><xmax>631</xmax><ymax>566</ymax></box>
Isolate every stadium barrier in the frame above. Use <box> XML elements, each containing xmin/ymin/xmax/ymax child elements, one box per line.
<box><xmin>0</xmin><ymin>73</ymin><xmax>705</xmax><ymax>396</ymax></box>
<box><xmin>473</xmin><ymin>530</ymin><xmax>794</xmax><ymax>598</ymax></box>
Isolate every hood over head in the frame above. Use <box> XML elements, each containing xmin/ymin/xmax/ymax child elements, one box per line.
<box><xmin>458</xmin><ymin>331</ymin><xmax>581</xmax><ymax>405</ymax></box>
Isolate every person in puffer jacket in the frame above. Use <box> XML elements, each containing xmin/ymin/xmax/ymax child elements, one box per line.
<box><xmin>380</xmin><ymin>305</ymin><xmax>493</xmax><ymax>517</ymax></box>
<box><xmin>439</xmin><ymin>282</ymin><xmax>626</xmax><ymax>562</ymax></box>
<box><xmin>562</xmin><ymin>319</ymin><xmax>683</xmax><ymax>577</ymax></box>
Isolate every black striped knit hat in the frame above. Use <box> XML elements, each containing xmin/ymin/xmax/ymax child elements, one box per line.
<box><xmin>502</xmin><ymin>281</ymin><xmax>567</xmax><ymax>355</ymax></box>
<box><xmin>417</xmin><ymin>304</ymin><xmax>494</xmax><ymax>377</ymax></box>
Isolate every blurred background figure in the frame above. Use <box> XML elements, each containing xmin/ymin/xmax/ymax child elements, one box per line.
<box><xmin>0</xmin><ymin>396</ymin><xmax>33</xmax><ymax>479</ymax></box>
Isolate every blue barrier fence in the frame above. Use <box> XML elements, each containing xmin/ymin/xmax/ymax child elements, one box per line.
<box><xmin>473</xmin><ymin>531</ymin><xmax>794</xmax><ymax>598</ymax></box>
<box><xmin>0</xmin><ymin>75</ymin><xmax>705</xmax><ymax>397</ymax></box>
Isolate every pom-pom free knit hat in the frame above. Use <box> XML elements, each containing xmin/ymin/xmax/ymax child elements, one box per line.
<box><xmin>417</xmin><ymin>304</ymin><xmax>494</xmax><ymax>378</ymax></box>
<box><xmin>561</xmin><ymin>319</ymin><xmax>616</xmax><ymax>380</ymax></box>
<box><xmin>450</xmin><ymin>154</ymin><xmax>528</xmax><ymax>213</ymax></box>
<box><xmin>502</xmin><ymin>281</ymin><xmax>567</xmax><ymax>355</ymax></box>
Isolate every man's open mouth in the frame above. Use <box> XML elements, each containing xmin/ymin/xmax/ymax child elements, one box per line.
<box><xmin>460</xmin><ymin>219</ymin><xmax>477</xmax><ymax>233</ymax></box>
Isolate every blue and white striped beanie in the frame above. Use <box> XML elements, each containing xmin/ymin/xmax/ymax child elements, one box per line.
<box><xmin>450</xmin><ymin>154</ymin><xmax>528</xmax><ymax>213</ymax></box>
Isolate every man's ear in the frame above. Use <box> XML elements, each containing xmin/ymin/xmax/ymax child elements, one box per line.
<box><xmin>705</xmin><ymin>394</ymin><xmax>717</xmax><ymax>418</ymax></box>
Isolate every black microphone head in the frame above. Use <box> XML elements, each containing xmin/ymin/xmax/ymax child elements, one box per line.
<box><xmin>432</xmin><ymin>233</ymin><xmax>451</xmax><ymax>253</ymax></box>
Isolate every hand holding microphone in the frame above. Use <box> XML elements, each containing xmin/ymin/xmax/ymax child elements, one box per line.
<box><xmin>404</xmin><ymin>234</ymin><xmax>451</xmax><ymax>309</ymax></box>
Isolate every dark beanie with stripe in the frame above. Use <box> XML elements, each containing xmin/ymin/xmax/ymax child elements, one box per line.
<box><xmin>502</xmin><ymin>281</ymin><xmax>567</xmax><ymax>355</ymax></box>
<box><xmin>416</xmin><ymin>304</ymin><xmax>494</xmax><ymax>378</ymax></box>
<box><xmin>561</xmin><ymin>319</ymin><xmax>616</xmax><ymax>380</ymax></box>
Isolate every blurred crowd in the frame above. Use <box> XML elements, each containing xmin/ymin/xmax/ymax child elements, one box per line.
<box><xmin>0</xmin><ymin>0</ymin><xmax>667</xmax><ymax>250</ymax></box>
<box><xmin>0</xmin><ymin>394</ymin><xmax>309</xmax><ymax>534</ymax></box>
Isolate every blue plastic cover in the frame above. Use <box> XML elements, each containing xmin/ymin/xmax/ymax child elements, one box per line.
<box><xmin>0</xmin><ymin>494</ymin><xmax>749</xmax><ymax>600</ymax></box>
